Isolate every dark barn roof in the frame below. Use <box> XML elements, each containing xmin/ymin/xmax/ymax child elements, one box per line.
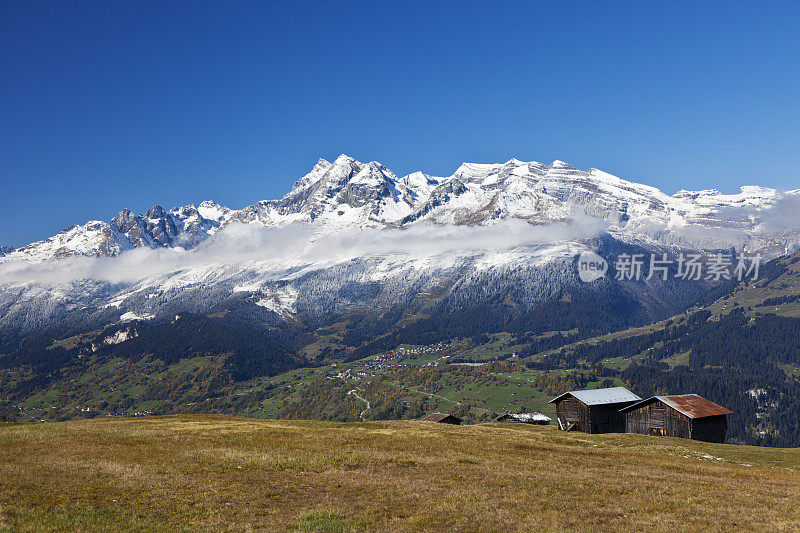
<box><xmin>422</xmin><ymin>413</ymin><xmax>462</xmax><ymax>423</ymax></box>
<box><xmin>621</xmin><ymin>394</ymin><xmax>732</xmax><ymax>419</ymax></box>
<box><xmin>549</xmin><ymin>386</ymin><xmax>642</xmax><ymax>406</ymax></box>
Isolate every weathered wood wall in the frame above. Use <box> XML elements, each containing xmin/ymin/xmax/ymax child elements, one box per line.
<box><xmin>690</xmin><ymin>415</ymin><xmax>728</xmax><ymax>443</ymax></box>
<box><xmin>625</xmin><ymin>401</ymin><xmax>727</xmax><ymax>442</ymax></box>
<box><xmin>589</xmin><ymin>405</ymin><xmax>628</xmax><ymax>434</ymax></box>
<box><xmin>554</xmin><ymin>397</ymin><xmax>590</xmax><ymax>432</ymax></box>
<box><xmin>625</xmin><ymin>402</ymin><xmax>691</xmax><ymax>438</ymax></box>
<box><xmin>556</xmin><ymin>398</ymin><xmax>635</xmax><ymax>433</ymax></box>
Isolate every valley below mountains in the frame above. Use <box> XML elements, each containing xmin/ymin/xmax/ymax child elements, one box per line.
<box><xmin>2</xmin><ymin>155</ymin><xmax>800</xmax><ymax>447</ymax></box>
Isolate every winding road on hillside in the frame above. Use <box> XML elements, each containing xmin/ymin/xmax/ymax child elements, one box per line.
<box><xmin>347</xmin><ymin>389</ymin><xmax>371</xmax><ymax>421</ymax></box>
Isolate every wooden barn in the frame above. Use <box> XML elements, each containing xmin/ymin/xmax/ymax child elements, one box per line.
<box><xmin>549</xmin><ymin>386</ymin><xmax>641</xmax><ymax>433</ymax></box>
<box><xmin>620</xmin><ymin>394</ymin><xmax>732</xmax><ymax>443</ymax></box>
<box><xmin>495</xmin><ymin>412</ymin><xmax>551</xmax><ymax>425</ymax></box>
<box><xmin>422</xmin><ymin>413</ymin><xmax>462</xmax><ymax>425</ymax></box>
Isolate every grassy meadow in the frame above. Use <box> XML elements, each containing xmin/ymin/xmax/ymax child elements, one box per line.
<box><xmin>1</xmin><ymin>415</ymin><xmax>799</xmax><ymax>532</ymax></box>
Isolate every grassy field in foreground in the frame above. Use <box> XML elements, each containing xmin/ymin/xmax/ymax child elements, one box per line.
<box><xmin>1</xmin><ymin>416</ymin><xmax>799</xmax><ymax>532</ymax></box>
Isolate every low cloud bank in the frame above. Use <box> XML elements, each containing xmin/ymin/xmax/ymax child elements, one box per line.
<box><xmin>757</xmin><ymin>194</ymin><xmax>800</xmax><ymax>233</ymax></box>
<box><xmin>712</xmin><ymin>193</ymin><xmax>800</xmax><ymax>232</ymax></box>
<box><xmin>0</xmin><ymin>215</ymin><xmax>608</xmax><ymax>285</ymax></box>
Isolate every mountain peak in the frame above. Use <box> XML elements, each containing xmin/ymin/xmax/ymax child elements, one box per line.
<box><xmin>333</xmin><ymin>154</ymin><xmax>357</xmax><ymax>165</ymax></box>
<box><xmin>111</xmin><ymin>209</ymin><xmax>136</xmax><ymax>231</ymax></box>
<box><xmin>7</xmin><ymin>154</ymin><xmax>800</xmax><ymax>264</ymax></box>
<box><xmin>739</xmin><ymin>185</ymin><xmax>777</xmax><ymax>197</ymax></box>
<box><xmin>312</xmin><ymin>158</ymin><xmax>332</xmax><ymax>174</ymax></box>
<box><xmin>197</xmin><ymin>201</ymin><xmax>230</xmax><ymax>222</ymax></box>
<box><xmin>146</xmin><ymin>205</ymin><xmax>167</xmax><ymax>219</ymax></box>
<box><xmin>550</xmin><ymin>160</ymin><xmax>575</xmax><ymax>169</ymax></box>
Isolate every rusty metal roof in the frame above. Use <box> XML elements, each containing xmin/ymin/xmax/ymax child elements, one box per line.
<box><xmin>422</xmin><ymin>412</ymin><xmax>461</xmax><ymax>422</ymax></box>
<box><xmin>549</xmin><ymin>386</ymin><xmax>641</xmax><ymax>406</ymax></box>
<box><xmin>621</xmin><ymin>394</ymin><xmax>732</xmax><ymax>418</ymax></box>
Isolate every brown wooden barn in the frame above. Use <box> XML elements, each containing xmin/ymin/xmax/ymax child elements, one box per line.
<box><xmin>549</xmin><ymin>386</ymin><xmax>642</xmax><ymax>433</ymax></box>
<box><xmin>422</xmin><ymin>413</ymin><xmax>462</xmax><ymax>425</ymax></box>
<box><xmin>620</xmin><ymin>394</ymin><xmax>732</xmax><ymax>443</ymax></box>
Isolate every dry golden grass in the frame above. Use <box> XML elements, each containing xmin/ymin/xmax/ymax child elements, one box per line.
<box><xmin>1</xmin><ymin>415</ymin><xmax>799</xmax><ymax>532</ymax></box>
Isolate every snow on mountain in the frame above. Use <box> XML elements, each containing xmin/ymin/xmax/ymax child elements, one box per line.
<box><xmin>3</xmin><ymin>155</ymin><xmax>799</xmax><ymax>264</ymax></box>
<box><xmin>6</xmin><ymin>221</ymin><xmax>135</xmax><ymax>262</ymax></box>
<box><xmin>230</xmin><ymin>154</ymin><xmax>417</xmax><ymax>230</ymax></box>
<box><xmin>196</xmin><ymin>201</ymin><xmax>231</xmax><ymax>223</ymax></box>
<box><xmin>4</xmin><ymin>202</ymin><xmax>230</xmax><ymax>263</ymax></box>
<box><xmin>3</xmin><ymin>154</ymin><xmax>798</xmax><ymax>348</ymax></box>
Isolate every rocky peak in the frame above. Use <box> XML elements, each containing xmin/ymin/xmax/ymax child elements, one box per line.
<box><xmin>169</xmin><ymin>205</ymin><xmax>202</xmax><ymax>221</ymax></box>
<box><xmin>276</xmin><ymin>155</ymin><xmax>395</xmax><ymax>216</ymax></box>
<box><xmin>313</xmin><ymin>158</ymin><xmax>332</xmax><ymax>172</ymax></box>
<box><xmin>338</xmin><ymin>166</ymin><xmax>395</xmax><ymax>208</ymax></box>
<box><xmin>400</xmin><ymin>178</ymin><xmax>467</xmax><ymax>225</ymax></box>
<box><xmin>6</xmin><ymin>155</ymin><xmax>799</xmax><ymax>263</ymax></box>
<box><xmin>111</xmin><ymin>209</ymin><xmax>137</xmax><ymax>231</ymax></box>
<box><xmin>146</xmin><ymin>205</ymin><xmax>167</xmax><ymax>220</ymax></box>
<box><xmin>197</xmin><ymin>201</ymin><xmax>231</xmax><ymax>222</ymax></box>
<box><xmin>550</xmin><ymin>160</ymin><xmax>576</xmax><ymax>170</ymax></box>
<box><xmin>400</xmin><ymin>171</ymin><xmax>440</xmax><ymax>201</ymax></box>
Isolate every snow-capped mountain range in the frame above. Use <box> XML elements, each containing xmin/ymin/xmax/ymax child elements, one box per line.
<box><xmin>1</xmin><ymin>155</ymin><xmax>799</xmax><ymax>339</ymax></box>
<box><xmin>4</xmin><ymin>154</ymin><xmax>800</xmax><ymax>263</ymax></box>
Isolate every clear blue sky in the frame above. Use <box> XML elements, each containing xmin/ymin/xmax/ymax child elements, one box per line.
<box><xmin>2</xmin><ymin>1</ymin><xmax>799</xmax><ymax>247</ymax></box>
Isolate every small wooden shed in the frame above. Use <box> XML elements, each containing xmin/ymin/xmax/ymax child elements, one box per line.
<box><xmin>495</xmin><ymin>412</ymin><xmax>551</xmax><ymax>425</ymax></box>
<box><xmin>422</xmin><ymin>412</ymin><xmax>462</xmax><ymax>425</ymax></box>
<box><xmin>620</xmin><ymin>394</ymin><xmax>731</xmax><ymax>443</ymax></box>
<box><xmin>549</xmin><ymin>386</ymin><xmax>641</xmax><ymax>433</ymax></box>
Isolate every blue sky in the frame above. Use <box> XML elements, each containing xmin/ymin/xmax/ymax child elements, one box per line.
<box><xmin>2</xmin><ymin>1</ymin><xmax>799</xmax><ymax>247</ymax></box>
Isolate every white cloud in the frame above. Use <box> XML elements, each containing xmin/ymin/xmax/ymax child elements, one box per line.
<box><xmin>0</xmin><ymin>215</ymin><xmax>608</xmax><ymax>285</ymax></box>
<box><xmin>757</xmin><ymin>194</ymin><xmax>800</xmax><ymax>233</ymax></box>
<box><xmin>710</xmin><ymin>192</ymin><xmax>800</xmax><ymax>234</ymax></box>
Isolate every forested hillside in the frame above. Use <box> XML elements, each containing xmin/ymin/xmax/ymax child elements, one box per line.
<box><xmin>540</xmin><ymin>252</ymin><xmax>800</xmax><ymax>446</ymax></box>
<box><xmin>3</xmin><ymin>252</ymin><xmax>800</xmax><ymax>448</ymax></box>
